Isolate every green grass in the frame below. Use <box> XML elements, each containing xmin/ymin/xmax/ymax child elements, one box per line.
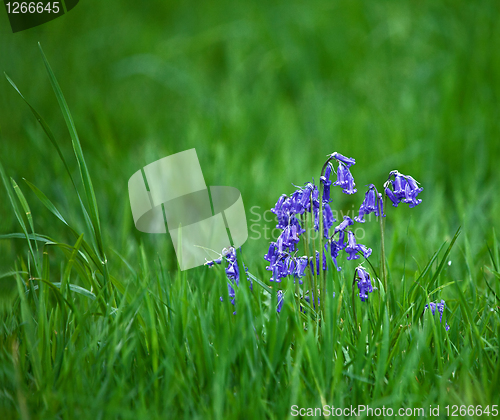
<box><xmin>1</xmin><ymin>0</ymin><xmax>500</xmax><ymax>418</ymax></box>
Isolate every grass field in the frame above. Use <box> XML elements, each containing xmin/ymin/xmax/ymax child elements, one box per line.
<box><xmin>1</xmin><ymin>0</ymin><xmax>500</xmax><ymax>418</ymax></box>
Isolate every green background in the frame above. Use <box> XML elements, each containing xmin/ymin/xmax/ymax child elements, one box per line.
<box><xmin>2</xmin><ymin>0</ymin><xmax>499</xmax><ymax>275</ymax></box>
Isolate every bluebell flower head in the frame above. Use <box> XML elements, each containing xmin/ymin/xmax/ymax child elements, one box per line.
<box><xmin>323</xmin><ymin>203</ymin><xmax>335</xmax><ymax>238</ymax></box>
<box><xmin>356</xmin><ymin>266</ymin><xmax>373</xmax><ymax>302</ymax></box>
<box><xmin>425</xmin><ymin>299</ymin><xmax>450</xmax><ymax>331</ymax></box>
<box><xmin>224</xmin><ymin>247</ymin><xmax>239</xmax><ymax>284</ymax></box>
<box><xmin>333</xmin><ymin>162</ymin><xmax>357</xmax><ymax>195</ymax></box>
<box><xmin>330</xmin><ymin>240</ymin><xmax>341</xmax><ymax>271</ymax></box>
<box><xmin>337</xmin><ymin>229</ymin><xmax>346</xmax><ymax>250</ymax></box>
<box><xmin>345</xmin><ymin>231</ymin><xmax>361</xmax><ymax>260</ymax></box>
<box><xmin>358</xmin><ymin>244</ymin><xmax>372</xmax><ymax>259</ymax></box>
<box><xmin>344</xmin><ymin>231</ymin><xmax>372</xmax><ymax>260</ymax></box>
<box><xmin>331</xmin><ymin>152</ymin><xmax>356</xmax><ymax>168</ymax></box>
<box><xmin>321</xmin><ymin>162</ymin><xmax>333</xmax><ymax>204</ymax></box>
<box><xmin>270</xmin><ymin>255</ymin><xmax>290</xmax><ymax>282</ymax></box>
<box><xmin>334</xmin><ymin>215</ymin><xmax>354</xmax><ymax>234</ymax></box>
<box><xmin>295</xmin><ymin>256</ymin><xmax>308</xmax><ymax>282</ymax></box>
<box><xmin>264</xmin><ymin>242</ymin><xmax>277</xmax><ymax>264</ymax></box>
<box><xmin>355</xmin><ymin>184</ymin><xmax>385</xmax><ymax>223</ymax></box>
<box><xmin>205</xmin><ymin>256</ymin><xmax>223</xmax><ymax>267</ymax></box>
<box><xmin>277</xmin><ymin>290</ymin><xmax>284</xmax><ymax>313</ymax></box>
<box><xmin>385</xmin><ymin>170</ymin><xmax>423</xmax><ymax>208</ymax></box>
<box><xmin>209</xmin><ymin>247</ymin><xmax>243</xmax><ymax>314</ymax></box>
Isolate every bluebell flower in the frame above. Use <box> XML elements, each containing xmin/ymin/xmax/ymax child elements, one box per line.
<box><xmin>345</xmin><ymin>231</ymin><xmax>372</xmax><ymax>260</ymax></box>
<box><xmin>425</xmin><ymin>299</ymin><xmax>450</xmax><ymax>331</ymax></box>
<box><xmin>356</xmin><ymin>266</ymin><xmax>373</xmax><ymax>302</ymax></box>
<box><xmin>270</xmin><ymin>255</ymin><xmax>289</xmax><ymax>282</ymax></box>
<box><xmin>323</xmin><ymin>203</ymin><xmax>335</xmax><ymax>238</ymax></box>
<box><xmin>207</xmin><ymin>247</ymin><xmax>241</xmax><ymax>314</ymax></box>
<box><xmin>334</xmin><ymin>215</ymin><xmax>354</xmax><ymax>234</ymax></box>
<box><xmin>358</xmin><ymin>244</ymin><xmax>372</xmax><ymax>259</ymax></box>
<box><xmin>312</xmin><ymin>250</ymin><xmax>327</xmax><ymax>273</ymax></box>
<box><xmin>321</xmin><ymin>162</ymin><xmax>333</xmax><ymax>204</ymax></box>
<box><xmin>271</xmin><ymin>194</ymin><xmax>289</xmax><ymax>228</ymax></box>
<box><xmin>224</xmin><ymin>247</ymin><xmax>239</xmax><ymax>283</ymax></box>
<box><xmin>333</xmin><ymin>162</ymin><xmax>357</xmax><ymax>195</ymax></box>
<box><xmin>295</xmin><ymin>256</ymin><xmax>309</xmax><ymax>282</ymax></box>
<box><xmin>205</xmin><ymin>256</ymin><xmax>222</xmax><ymax>267</ymax></box>
<box><xmin>330</xmin><ymin>240</ymin><xmax>341</xmax><ymax>271</ymax></box>
<box><xmin>337</xmin><ymin>229</ymin><xmax>346</xmax><ymax>250</ymax></box>
<box><xmin>355</xmin><ymin>184</ymin><xmax>385</xmax><ymax>223</ymax></box>
<box><xmin>264</xmin><ymin>242</ymin><xmax>277</xmax><ymax>263</ymax></box>
<box><xmin>277</xmin><ymin>290</ymin><xmax>284</xmax><ymax>313</ymax></box>
<box><xmin>333</xmin><ymin>217</ymin><xmax>354</xmax><ymax>254</ymax></box>
<box><xmin>345</xmin><ymin>231</ymin><xmax>361</xmax><ymax>260</ymax></box>
<box><xmin>331</xmin><ymin>152</ymin><xmax>356</xmax><ymax>168</ymax></box>
<box><xmin>385</xmin><ymin>170</ymin><xmax>423</xmax><ymax>208</ymax></box>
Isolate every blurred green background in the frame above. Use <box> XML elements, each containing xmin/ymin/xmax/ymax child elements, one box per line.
<box><xmin>1</xmin><ymin>0</ymin><xmax>499</xmax><ymax>279</ymax></box>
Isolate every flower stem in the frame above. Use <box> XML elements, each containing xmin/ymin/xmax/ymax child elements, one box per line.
<box><xmin>378</xmin><ymin>195</ymin><xmax>388</xmax><ymax>294</ymax></box>
<box><xmin>310</xmin><ymin>190</ymin><xmax>318</xmax><ymax>312</ymax></box>
<box><xmin>301</xmin><ymin>213</ymin><xmax>314</xmax><ymax>311</ymax></box>
<box><xmin>352</xmin><ymin>269</ymin><xmax>357</xmax><ymax>327</ymax></box>
<box><xmin>318</xmin><ymin>158</ymin><xmax>333</xmax><ymax>314</ymax></box>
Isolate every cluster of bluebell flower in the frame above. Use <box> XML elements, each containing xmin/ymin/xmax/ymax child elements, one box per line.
<box><xmin>384</xmin><ymin>170</ymin><xmax>423</xmax><ymax>208</ymax></box>
<box><xmin>206</xmin><ymin>152</ymin><xmax>430</xmax><ymax>318</ymax></box>
<box><xmin>264</xmin><ymin>153</ymin><xmax>372</xmax><ymax>284</ymax></box>
<box><xmin>424</xmin><ymin>299</ymin><xmax>450</xmax><ymax>331</ymax></box>
<box><xmin>264</xmin><ymin>152</ymin><xmax>380</xmax><ymax>310</ymax></box>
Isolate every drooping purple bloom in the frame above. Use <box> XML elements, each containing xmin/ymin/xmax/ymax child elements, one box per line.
<box><xmin>264</xmin><ymin>242</ymin><xmax>278</xmax><ymax>265</ymax></box>
<box><xmin>321</xmin><ymin>162</ymin><xmax>333</xmax><ymax>204</ymax></box>
<box><xmin>207</xmin><ymin>247</ymin><xmax>241</xmax><ymax>314</ymax></box>
<box><xmin>334</xmin><ymin>215</ymin><xmax>354</xmax><ymax>234</ymax></box>
<box><xmin>384</xmin><ymin>187</ymin><xmax>399</xmax><ymax>207</ymax></box>
<box><xmin>333</xmin><ymin>218</ymin><xmax>360</xmax><ymax>254</ymax></box>
<box><xmin>330</xmin><ymin>240</ymin><xmax>341</xmax><ymax>271</ymax></box>
<box><xmin>337</xmin><ymin>229</ymin><xmax>346</xmax><ymax>250</ymax></box>
<box><xmin>277</xmin><ymin>290</ymin><xmax>284</xmax><ymax>313</ymax></box>
<box><xmin>331</xmin><ymin>152</ymin><xmax>356</xmax><ymax>168</ymax></box>
<box><xmin>358</xmin><ymin>244</ymin><xmax>372</xmax><ymax>259</ymax></box>
<box><xmin>333</xmin><ymin>162</ymin><xmax>357</xmax><ymax>195</ymax></box>
<box><xmin>295</xmin><ymin>256</ymin><xmax>309</xmax><ymax>283</ymax></box>
<box><xmin>403</xmin><ymin>176</ymin><xmax>423</xmax><ymax>208</ymax></box>
<box><xmin>345</xmin><ymin>231</ymin><xmax>361</xmax><ymax>260</ymax></box>
<box><xmin>385</xmin><ymin>170</ymin><xmax>423</xmax><ymax>208</ymax></box>
<box><xmin>205</xmin><ymin>256</ymin><xmax>223</xmax><ymax>267</ymax></box>
<box><xmin>270</xmin><ymin>255</ymin><xmax>290</xmax><ymax>282</ymax></box>
<box><xmin>425</xmin><ymin>299</ymin><xmax>450</xmax><ymax>331</ymax></box>
<box><xmin>323</xmin><ymin>203</ymin><xmax>335</xmax><ymax>238</ymax></box>
<box><xmin>277</xmin><ymin>223</ymin><xmax>300</xmax><ymax>253</ymax></box>
<box><xmin>309</xmin><ymin>254</ymin><xmax>320</xmax><ymax>276</ymax></box>
<box><xmin>356</xmin><ymin>266</ymin><xmax>373</xmax><ymax>302</ymax></box>
<box><xmin>355</xmin><ymin>184</ymin><xmax>385</xmax><ymax>223</ymax></box>
<box><xmin>344</xmin><ymin>231</ymin><xmax>372</xmax><ymax>260</ymax></box>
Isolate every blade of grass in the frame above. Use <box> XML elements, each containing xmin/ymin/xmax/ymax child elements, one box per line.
<box><xmin>37</xmin><ymin>44</ymin><xmax>105</xmax><ymax>264</ymax></box>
